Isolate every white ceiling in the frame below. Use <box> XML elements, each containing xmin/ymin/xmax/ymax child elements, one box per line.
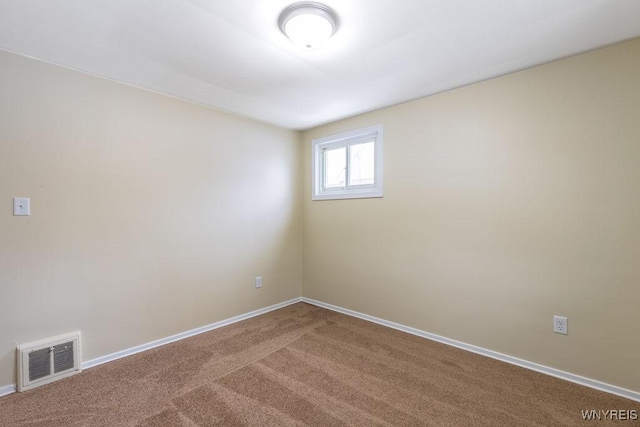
<box><xmin>1</xmin><ymin>1</ymin><xmax>639</xmax><ymax>130</ymax></box>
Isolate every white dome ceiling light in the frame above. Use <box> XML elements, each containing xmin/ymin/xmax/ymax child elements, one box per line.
<box><xmin>278</xmin><ymin>2</ymin><xmax>339</xmax><ymax>50</ymax></box>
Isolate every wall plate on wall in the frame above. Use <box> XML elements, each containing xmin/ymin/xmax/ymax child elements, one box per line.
<box><xmin>13</xmin><ymin>198</ymin><xmax>30</xmax><ymax>216</ymax></box>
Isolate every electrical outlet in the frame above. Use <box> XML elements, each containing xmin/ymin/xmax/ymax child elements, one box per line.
<box><xmin>255</xmin><ymin>276</ymin><xmax>262</xmax><ymax>289</ymax></box>
<box><xmin>554</xmin><ymin>316</ymin><xmax>568</xmax><ymax>335</ymax></box>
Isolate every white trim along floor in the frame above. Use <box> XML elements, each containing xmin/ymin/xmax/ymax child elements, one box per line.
<box><xmin>2</xmin><ymin>297</ymin><xmax>638</xmax><ymax>403</ymax></box>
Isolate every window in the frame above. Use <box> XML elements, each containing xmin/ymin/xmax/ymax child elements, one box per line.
<box><xmin>312</xmin><ymin>124</ymin><xmax>383</xmax><ymax>200</ymax></box>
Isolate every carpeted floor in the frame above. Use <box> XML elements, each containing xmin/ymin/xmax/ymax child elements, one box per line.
<box><xmin>0</xmin><ymin>302</ymin><xmax>637</xmax><ymax>426</ymax></box>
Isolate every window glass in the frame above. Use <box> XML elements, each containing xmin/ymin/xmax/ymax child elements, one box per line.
<box><xmin>323</xmin><ymin>147</ymin><xmax>346</xmax><ymax>188</ymax></box>
<box><xmin>348</xmin><ymin>141</ymin><xmax>374</xmax><ymax>186</ymax></box>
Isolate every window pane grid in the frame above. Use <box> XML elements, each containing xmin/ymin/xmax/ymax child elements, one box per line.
<box><xmin>322</xmin><ymin>141</ymin><xmax>375</xmax><ymax>191</ymax></box>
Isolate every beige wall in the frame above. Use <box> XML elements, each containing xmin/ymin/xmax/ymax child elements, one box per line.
<box><xmin>302</xmin><ymin>38</ymin><xmax>640</xmax><ymax>393</ymax></box>
<box><xmin>0</xmin><ymin>50</ymin><xmax>301</xmax><ymax>388</ymax></box>
<box><xmin>2</xmin><ymin>38</ymin><xmax>639</xmax><ymax>395</ymax></box>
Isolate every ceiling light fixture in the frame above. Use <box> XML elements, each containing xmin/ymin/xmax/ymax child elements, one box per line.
<box><xmin>278</xmin><ymin>2</ymin><xmax>339</xmax><ymax>50</ymax></box>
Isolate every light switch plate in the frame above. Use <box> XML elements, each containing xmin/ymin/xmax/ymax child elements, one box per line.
<box><xmin>13</xmin><ymin>198</ymin><xmax>30</xmax><ymax>216</ymax></box>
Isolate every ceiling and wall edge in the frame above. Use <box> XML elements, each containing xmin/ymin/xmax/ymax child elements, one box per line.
<box><xmin>4</xmin><ymin>37</ymin><xmax>640</xmax><ymax>133</ymax></box>
<box><xmin>0</xmin><ymin>46</ymin><xmax>285</xmax><ymax>132</ymax></box>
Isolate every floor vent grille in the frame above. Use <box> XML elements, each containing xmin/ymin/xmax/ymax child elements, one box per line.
<box><xmin>17</xmin><ymin>332</ymin><xmax>82</xmax><ymax>392</ymax></box>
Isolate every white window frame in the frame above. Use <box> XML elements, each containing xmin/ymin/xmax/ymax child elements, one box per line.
<box><xmin>312</xmin><ymin>124</ymin><xmax>383</xmax><ymax>201</ymax></box>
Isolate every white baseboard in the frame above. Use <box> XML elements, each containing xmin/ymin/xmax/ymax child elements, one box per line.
<box><xmin>0</xmin><ymin>297</ymin><xmax>302</xmax><ymax>398</ymax></box>
<box><xmin>302</xmin><ymin>297</ymin><xmax>640</xmax><ymax>403</ymax></box>
<box><xmin>5</xmin><ymin>296</ymin><xmax>637</xmax><ymax>403</ymax></box>
<box><xmin>83</xmin><ymin>297</ymin><xmax>302</xmax><ymax>369</ymax></box>
<box><xmin>0</xmin><ymin>384</ymin><xmax>16</xmax><ymax>398</ymax></box>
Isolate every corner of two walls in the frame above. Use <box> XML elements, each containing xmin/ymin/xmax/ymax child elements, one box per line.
<box><xmin>301</xmin><ymin>38</ymin><xmax>640</xmax><ymax>393</ymax></box>
<box><xmin>2</xmin><ymin>37</ymin><xmax>640</xmax><ymax>396</ymax></box>
<box><xmin>0</xmin><ymin>50</ymin><xmax>303</xmax><ymax>388</ymax></box>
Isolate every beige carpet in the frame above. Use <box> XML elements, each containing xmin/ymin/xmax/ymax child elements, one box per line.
<box><xmin>0</xmin><ymin>303</ymin><xmax>637</xmax><ymax>426</ymax></box>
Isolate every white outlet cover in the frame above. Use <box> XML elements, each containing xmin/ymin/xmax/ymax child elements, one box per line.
<box><xmin>554</xmin><ymin>316</ymin><xmax>568</xmax><ymax>335</ymax></box>
<box><xmin>13</xmin><ymin>197</ymin><xmax>30</xmax><ymax>216</ymax></box>
<box><xmin>255</xmin><ymin>276</ymin><xmax>262</xmax><ymax>288</ymax></box>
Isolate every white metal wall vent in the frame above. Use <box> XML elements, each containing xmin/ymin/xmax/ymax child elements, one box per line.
<box><xmin>17</xmin><ymin>332</ymin><xmax>82</xmax><ymax>392</ymax></box>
